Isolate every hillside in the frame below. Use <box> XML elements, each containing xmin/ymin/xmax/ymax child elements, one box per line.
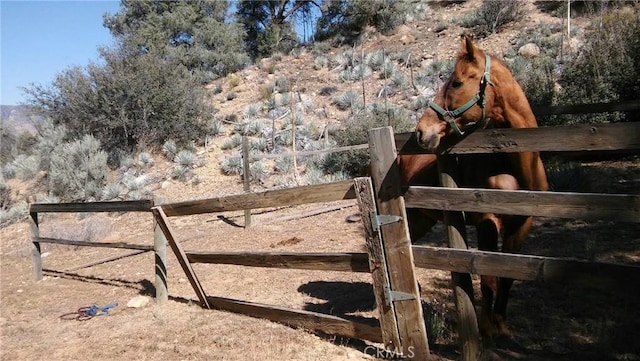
<box><xmin>176</xmin><ymin>0</ymin><xmax>571</xmax><ymax>198</ymax></box>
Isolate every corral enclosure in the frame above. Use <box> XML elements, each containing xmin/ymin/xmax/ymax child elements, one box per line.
<box><xmin>4</xmin><ymin>116</ymin><xmax>639</xmax><ymax>360</ymax></box>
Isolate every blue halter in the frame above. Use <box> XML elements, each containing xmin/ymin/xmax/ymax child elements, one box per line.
<box><xmin>427</xmin><ymin>55</ymin><xmax>493</xmax><ymax>136</ymax></box>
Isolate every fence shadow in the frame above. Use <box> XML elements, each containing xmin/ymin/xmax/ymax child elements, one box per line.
<box><xmin>297</xmin><ymin>281</ymin><xmax>377</xmax><ymax>324</ymax></box>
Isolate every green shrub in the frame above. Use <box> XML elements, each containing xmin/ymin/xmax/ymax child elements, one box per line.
<box><xmin>0</xmin><ymin>201</ymin><xmax>28</xmax><ymax>226</ymax></box>
<box><xmin>365</xmin><ymin>50</ymin><xmax>386</xmax><ymax>71</ymax></box>
<box><xmin>209</xmin><ymin>121</ymin><xmax>226</xmax><ymax>137</ymax></box>
<box><xmin>274</xmin><ymin>156</ymin><xmax>293</xmax><ymax>173</ymax></box>
<box><xmin>222</xmin><ymin>134</ymin><xmax>243</xmax><ymax>150</ymax></box>
<box><xmin>248</xmin><ymin>161</ymin><xmax>269</xmax><ymax>183</ymax></box>
<box><xmin>12</xmin><ymin>155</ymin><xmax>40</xmax><ymax>180</ymax></box>
<box><xmin>243</xmin><ymin>103</ymin><xmax>262</xmax><ymax>119</ymax></box>
<box><xmin>220</xmin><ymin>156</ymin><xmax>242</xmax><ymax>175</ymax></box>
<box><xmin>34</xmin><ymin>120</ymin><xmax>67</xmax><ymax>171</ymax></box>
<box><xmin>556</xmin><ymin>7</ymin><xmax>640</xmax><ymax>124</ymax></box>
<box><xmin>0</xmin><ymin>179</ymin><xmax>12</xmax><ymax>210</ymax></box>
<box><xmin>314</xmin><ymin>55</ymin><xmax>329</xmax><ymax>70</ymax></box>
<box><xmin>48</xmin><ymin>135</ymin><xmax>108</xmax><ymax>202</ymax></box>
<box><xmin>102</xmin><ymin>183</ymin><xmax>124</xmax><ymax>201</ymax></box>
<box><xmin>322</xmin><ymin>106</ymin><xmax>414</xmax><ymax>177</ymax></box>
<box><xmin>332</xmin><ymin>91</ymin><xmax>362</xmax><ymax>112</ymax></box>
<box><xmin>275</xmin><ymin>77</ymin><xmax>290</xmax><ymax>93</ymax></box>
<box><xmin>459</xmin><ymin>0</ymin><xmax>527</xmax><ymax>36</ymax></box>
<box><xmin>162</xmin><ymin>140</ymin><xmax>178</xmax><ymax>161</ymax></box>
<box><xmin>137</xmin><ymin>152</ymin><xmax>154</xmax><ymax>169</ymax></box>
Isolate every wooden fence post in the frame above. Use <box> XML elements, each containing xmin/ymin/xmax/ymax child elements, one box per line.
<box><xmin>354</xmin><ymin>177</ymin><xmax>402</xmax><ymax>352</ymax></box>
<box><xmin>30</xmin><ymin>210</ymin><xmax>43</xmax><ymax>281</ymax></box>
<box><xmin>368</xmin><ymin>127</ymin><xmax>430</xmax><ymax>359</ymax></box>
<box><xmin>437</xmin><ymin>155</ymin><xmax>481</xmax><ymax>360</ymax></box>
<box><xmin>153</xmin><ymin>198</ymin><xmax>168</xmax><ymax>305</ymax></box>
<box><xmin>242</xmin><ymin>136</ymin><xmax>252</xmax><ymax>228</ymax></box>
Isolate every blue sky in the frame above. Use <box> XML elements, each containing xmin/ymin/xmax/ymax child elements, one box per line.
<box><xmin>1</xmin><ymin>1</ymin><xmax>120</xmax><ymax>105</ymax></box>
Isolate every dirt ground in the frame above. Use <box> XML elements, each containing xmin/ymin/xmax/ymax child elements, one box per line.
<box><xmin>2</xmin><ymin>156</ymin><xmax>639</xmax><ymax>361</ymax></box>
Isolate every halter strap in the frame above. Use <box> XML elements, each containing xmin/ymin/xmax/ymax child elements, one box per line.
<box><xmin>428</xmin><ymin>54</ymin><xmax>493</xmax><ymax>136</ymax></box>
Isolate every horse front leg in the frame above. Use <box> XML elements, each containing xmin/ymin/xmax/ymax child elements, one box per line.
<box><xmin>493</xmin><ymin>215</ymin><xmax>533</xmax><ymax>340</ymax></box>
<box><xmin>475</xmin><ymin>213</ymin><xmax>501</xmax><ymax>346</ymax></box>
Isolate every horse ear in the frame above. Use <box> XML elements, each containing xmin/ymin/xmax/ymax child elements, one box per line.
<box><xmin>460</xmin><ymin>34</ymin><xmax>477</xmax><ymax>62</ymax></box>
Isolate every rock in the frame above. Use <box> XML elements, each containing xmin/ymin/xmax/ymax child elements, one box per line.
<box><xmin>400</xmin><ymin>34</ymin><xmax>416</xmax><ymax>46</ymax></box>
<box><xmin>127</xmin><ymin>295</ymin><xmax>151</xmax><ymax>308</ymax></box>
<box><xmin>518</xmin><ymin>43</ymin><xmax>540</xmax><ymax>58</ymax></box>
<box><xmin>396</xmin><ymin>24</ymin><xmax>412</xmax><ymax>35</ymax></box>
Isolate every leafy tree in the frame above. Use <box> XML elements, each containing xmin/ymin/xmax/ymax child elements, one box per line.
<box><xmin>236</xmin><ymin>0</ymin><xmax>317</xmax><ymax>59</ymax></box>
<box><xmin>315</xmin><ymin>0</ymin><xmax>404</xmax><ymax>44</ymax></box>
<box><xmin>24</xmin><ymin>44</ymin><xmax>212</xmax><ymax>153</ymax></box>
<box><xmin>104</xmin><ymin>0</ymin><xmax>249</xmax><ymax>80</ymax></box>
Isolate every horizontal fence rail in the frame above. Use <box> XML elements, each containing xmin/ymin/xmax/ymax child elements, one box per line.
<box><xmin>204</xmin><ymin>295</ymin><xmax>383</xmax><ymax>343</ymax></box>
<box><xmin>403</xmin><ymin>186</ymin><xmax>640</xmax><ymax>223</ymax></box>
<box><xmin>412</xmin><ymin>245</ymin><xmax>640</xmax><ymax>288</ymax></box>
<box><xmin>185</xmin><ymin>251</ymin><xmax>371</xmax><ymax>273</ymax></box>
<box><xmin>30</xmin><ymin>200</ymin><xmax>153</xmax><ymax>213</ymax></box>
<box><xmin>396</xmin><ymin>122</ymin><xmax>640</xmax><ymax>155</ymax></box>
<box><xmin>34</xmin><ymin>237</ymin><xmax>154</xmax><ymax>251</ymax></box>
<box><xmin>159</xmin><ymin>180</ymin><xmax>356</xmax><ymax>217</ymax></box>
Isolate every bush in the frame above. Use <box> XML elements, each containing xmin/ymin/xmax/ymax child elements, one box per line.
<box><xmin>209</xmin><ymin>121</ymin><xmax>226</xmax><ymax>137</ymax></box>
<box><xmin>102</xmin><ymin>183</ymin><xmax>124</xmax><ymax>201</ymax></box>
<box><xmin>24</xmin><ymin>45</ymin><xmax>211</xmax><ymax>153</ymax></box>
<box><xmin>322</xmin><ymin>106</ymin><xmax>415</xmax><ymax>177</ymax></box>
<box><xmin>0</xmin><ymin>201</ymin><xmax>28</xmax><ymax>226</ymax></box>
<box><xmin>48</xmin><ymin>135</ymin><xmax>108</xmax><ymax>202</ymax></box>
<box><xmin>137</xmin><ymin>152</ymin><xmax>154</xmax><ymax>169</ymax></box>
<box><xmin>222</xmin><ymin>134</ymin><xmax>243</xmax><ymax>150</ymax></box>
<box><xmin>556</xmin><ymin>6</ymin><xmax>640</xmax><ymax>124</ymax></box>
<box><xmin>10</xmin><ymin>155</ymin><xmax>40</xmax><ymax>180</ymax></box>
<box><xmin>162</xmin><ymin>140</ymin><xmax>178</xmax><ymax>161</ymax></box>
<box><xmin>332</xmin><ymin>91</ymin><xmax>362</xmax><ymax>112</ymax></box>
<box><xmin>460</xmin><ymin>0</ymin><xmax>527</xmax><ymax>36</ymax></box>
<box><xmin>0</xmin><ymin>179</ymin><xmax>12</xmax><ymax>210</ymax></box>
<box><xmin>315</xmin><ymin>0</ymin><xmax>405</xmax><ymax>43</ymax></box>
<box><xmin>220</xmin><ymin>156</ymin><xmax>242</xmax><ymax>175</ymax></box>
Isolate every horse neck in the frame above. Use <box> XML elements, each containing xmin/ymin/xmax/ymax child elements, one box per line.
<box><xmin>488</xmin><ymin>60</ymin><xmax>539</xmax><ymax>129</ymax></box>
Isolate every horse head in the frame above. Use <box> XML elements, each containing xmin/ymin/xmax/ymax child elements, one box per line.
<box><xmin>416</xmin><ymin>35</ymin><xmax>501</xmax><ymax>152</ymax></box>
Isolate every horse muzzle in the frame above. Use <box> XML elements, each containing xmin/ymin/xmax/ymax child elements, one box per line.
<box><xmin>415</xmin><ymin>127</ymin><xmax>442</xmax><ymax>153</ymax></box>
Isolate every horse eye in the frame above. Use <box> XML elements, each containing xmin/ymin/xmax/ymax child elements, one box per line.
<box><xmin>451</xmin><ymin>80</ymin><xmax>463</xmax><ymax>89</ymax></box>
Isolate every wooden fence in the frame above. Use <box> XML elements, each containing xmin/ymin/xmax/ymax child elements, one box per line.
<box><xmin>28</xmin><ymin>105</ymin><xmax>640</xmax><ymax>360</ymax></box>
<box><xmin>29</xmin><ymin>199</ymin><xmax>171</xmax><ymax>303</ymax></box>
<box><xmin>372</xmin><ymin>120</ymin><xmax>640</xmax><ymax>360</ymax></box>
<box><xmin>149</xmin><ymin>178</ymin><xmax>432</xmax><ymax>358</ymax></box>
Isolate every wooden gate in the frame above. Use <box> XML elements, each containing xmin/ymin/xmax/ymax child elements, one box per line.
<box><xmin>150</xmin><ymin>179</ymin><xmax>431</xmax><ymax>359</ymax></box>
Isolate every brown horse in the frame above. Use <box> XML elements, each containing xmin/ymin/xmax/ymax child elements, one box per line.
<box><xmin>408</xmin><ymin>35</ymin><xmax>549</xmax><ymax>345</ymax></box>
